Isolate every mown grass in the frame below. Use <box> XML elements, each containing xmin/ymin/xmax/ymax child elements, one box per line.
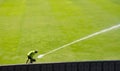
<box><xmin>0</xmin><ymin>0</ymin><xmax>120</xmax><ymax>65</ymax></box>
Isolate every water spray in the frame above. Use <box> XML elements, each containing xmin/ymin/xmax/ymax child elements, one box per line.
<box><xmin>38</xmin><ymin>24</ymin><xmax>120</xmax><ymax>59</ymax></box>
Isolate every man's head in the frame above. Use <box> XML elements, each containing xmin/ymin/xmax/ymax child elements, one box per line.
<box><xmin>34</xmin><ymin>50</ymin><xmax>38</xmax><ymax>53</ymax></box>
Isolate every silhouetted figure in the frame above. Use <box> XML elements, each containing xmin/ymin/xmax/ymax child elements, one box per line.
<box><xmin>26</xmin><ymin>50</ymin><xmax>38</xmax><ymax>64</ymax></box>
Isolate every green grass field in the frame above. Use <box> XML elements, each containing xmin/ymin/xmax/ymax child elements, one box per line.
<box><xmin>0</xmin><ymin>0</ymin><xmax>120</xmax><ymax>65</ymax></box>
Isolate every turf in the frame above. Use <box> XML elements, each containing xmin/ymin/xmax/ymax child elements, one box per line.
<box><xmin>0</xmin><ymin>0</ymin><xmax>120</xmax><ymax>65</ymax></box>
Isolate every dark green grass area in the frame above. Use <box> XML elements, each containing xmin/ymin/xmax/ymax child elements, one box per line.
<box><xmin>0</xmin><ymin>0</ymin><xmax>120</xmax><ymax>65</ymax></box>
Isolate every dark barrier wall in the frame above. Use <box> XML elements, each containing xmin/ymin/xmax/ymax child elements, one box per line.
<box><xmin>0</xmin><ymin>60</ymin><xmax>120</xmax><ymax>71</ymax></box>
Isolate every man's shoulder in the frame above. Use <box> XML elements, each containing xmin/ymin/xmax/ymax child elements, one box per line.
<box><xmin>28</xmin><ymin>51</ymin><xmax>34</xmax><ymax>55</ymax></box>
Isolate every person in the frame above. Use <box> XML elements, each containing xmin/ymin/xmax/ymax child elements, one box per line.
<box><xmin>26</xmin><ymin>50</ymin><xmax>38</xmax><ymax>64</ymax></box>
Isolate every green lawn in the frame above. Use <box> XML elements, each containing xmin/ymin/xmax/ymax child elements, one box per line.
<box><xmin>0</xmin><ymin>0</ymin><xmax>120</xmax><ymax>65</ymax></box>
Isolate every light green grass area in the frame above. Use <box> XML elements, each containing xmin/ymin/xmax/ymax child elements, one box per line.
<box><xmin>0</xmin><ymin>0</ymin><xmax>120</xmax><ymax>65</ymax></box>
